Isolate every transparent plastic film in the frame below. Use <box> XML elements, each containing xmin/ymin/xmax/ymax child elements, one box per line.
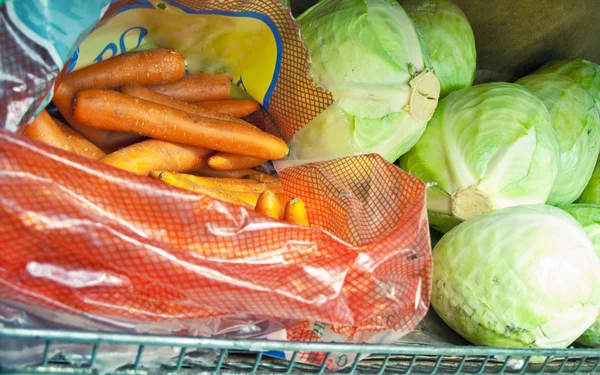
<box><xmin>0</xmin><ymin>0</ymin><xmax>432</xmax><ymax>371</ymax></box>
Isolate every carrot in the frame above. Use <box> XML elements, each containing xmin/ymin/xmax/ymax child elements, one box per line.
<box><xmin>170</xmin><ymin>173</ymin><xmax>264</xmax><ymax>206</ymax></box>
<box><xmin>275</xmin><ymin>193</ymin><xmax>288</xmax><ymax>220</ymax></box>
<box><xmin>194</xmin><ymin>100</ymin><xmax>260</xmax><ymax>118</ymax></box>
<box><xmin>176</xmin><ymin>174</ymin><xmax>284</xmax><ymax>194</ymax></box>
<box><xmin>269</xmin><ymin>182</ymin><xmax>285</xmax><ymax>193</ymax></box>
<box><xmin>284</xmin><ymin>198</ymin><xmax>309</xmax><ymax>226</ymax></box>
<box><xmin>100</xmin><ymin>139</ymin><xmax>213</xmax><ymax>176</ymax></box>
<box><xmin>23</xmin><ymin>110</ymin><xmax>75</xmax><ymax>152</ymax></box>
<box><xmin>255</xmin><ymin>190</ymin><xmax>281</xmax><ymax>219</ymax></box>
<box><xmin>150</xmin><ymin>171</ymin><xmax>253</xmax><ymax>209</ymax></box>
<box><xmin>120</xmin><ymin>84</ymin><xmax>245</xmax><ymax>124</ymax></box>
<box><xmin>206</xmin><ymin>190</ymin><xmax>287</xmax><ymax>209</ymax></box>
<box><xmin>53</xmin><ymin>118</ymin><xmax>106</xmax><ymax>160</ymax></box>
<box><xmin>192</xmin><ymin>167</ymin><xmax>279</xmax><ymax>183</ymax></box>
<box><xmin>146</xmin><ymin>72</ymin><xmax>230</xmax><ymax>102</ymax></box>
<box><xmin>64</xmin><ymin>48</ymin><xmax>185</xmax><ymax>90</ymax></box>
<box><xmin>177</xmin><ymin>175</ymin><xmax>260</xmax><ymax>188</ymax></box>
<box><xmin>53</xmin><ymin>81</ymin><xmax>142</xmax><ymax>153</ymax></box>
<box><xmin>217</xmin><ymin>190</ymin><xmax>260</xmax><ymax>207</ymax></box>
<box><xmin>72</xmin><ymin>89</ymin><xmax>289</xmax><ymax>160</ymax></box>
<box><xmin>208</xmin><ymin>152</ymin><xmax>266</xmax><ymax>171</ymax></box>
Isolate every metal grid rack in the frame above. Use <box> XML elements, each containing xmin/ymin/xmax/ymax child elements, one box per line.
<box><xmin>1</xmin><ymin>327</ymin><xmax>600</xmax><ymax>374</ymax></box>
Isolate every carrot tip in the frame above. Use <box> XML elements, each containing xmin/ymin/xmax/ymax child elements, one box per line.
<box><xmin>149</xmin><ymin>171</ymin><xmax>163</xmax><ymax>179</ymax></box>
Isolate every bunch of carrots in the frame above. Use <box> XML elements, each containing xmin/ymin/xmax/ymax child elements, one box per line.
<box><xmin>22</xmin><ymin>48</ymin><xmax>308</xmax><ymax>226</ymax></box>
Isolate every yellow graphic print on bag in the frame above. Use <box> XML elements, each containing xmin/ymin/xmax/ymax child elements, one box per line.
<box><xmin>68</xmin><ymin>0</ymin><xmax>282</xmax><ymax>108</ymax></box>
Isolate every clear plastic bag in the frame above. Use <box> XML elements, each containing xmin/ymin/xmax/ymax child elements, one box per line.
<box><xmin>0</xmin><ymin>0</ymin><xmax>432</xmax><ymax>371</ymax></box>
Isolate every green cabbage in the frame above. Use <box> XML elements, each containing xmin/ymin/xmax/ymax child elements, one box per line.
<box><xmin>561</xmin><ymin>204</ymin><xmax>600</xmax><ymax>347</ymax></box>
<box><xmin>282</xmin><ymin>0</ymin><xmax>440</xmax><ymax>167</ymax></box>
<box><xmin>535</xmin><ymin>59</ymin><xmax>600</xmax><ymax>105</ymax></box>
<box><xmin>401</xmin><ymin>0</ymin><xmax>476</xmax><ymax>98</ymax></box>
<box><xmin>579</xmin><ymin>162</ymin><xmax>600</xmax><ymax>204</ymax></box>
<box><xmin>517</xmin><ymin>73</ymin><xmax>600</xmax><ymax>206</ymax></box>
<box><xmin>399</xmin><ymin>82</ymin><xmax>559</xmax><ymax>233</ymax></box>
<box><xmin>432</xmin><ymin>205</ymin><xmax>600</xmax><ymax>348</ymax></box>
<box><xmin>536</xmin><ymin>60</ymin><xmax>600</xmax><ymax>206</ymax></box>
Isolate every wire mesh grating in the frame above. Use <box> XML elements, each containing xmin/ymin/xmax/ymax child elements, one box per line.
<box><xmin>592</xmin><ymin>358</ymin><xmax>600</xmax><ymax>373</ymax></box>
<box><xmin>452</xmin><ymin>356</ymin><xmax>466</xmax><ymax>374</ymax></box>
<box><xmin>537</xmin><ymin>356</ymin><xmax>551</xmax><ymax>374</ymax></box>
<box><xmin>405</xmin><ymin>355</ymin><xmax>418</xmax><ymax>375</ymax></box>
<box><xmin>40</xmin><ymin>340</ymin><xmax>51</xmax><ymax>366</ymax></box>
<box><xmin>517</xmin><ymin>357</ymin><xmax>531</xmax><ymax>374</ymax></box>
<box><xmin>285</xmin><ymin>350</ymin><xmax>298</xmax><ymax>374</ymax></box>
<box><xmin>133</xmin><ymin>345</ymin><xmax>145</xmax><ymax>369</ymax></box>
<box><xmin>475</xmin><ymin>356</ymin><xmax>489</xmax><ymax>375</ymax></box>
<box><xmin>375</xmin><ymin>353</ymin><xmax>390</xmax><ymax>375</ymax></box>
<box><xmin>175</xmin><ymin>347</ymin><xmax>186</xmax><ymax>371</ymax></box>
<box><xmin>2</xmin><ymin>327</ymin><xmax>600</xmax><ymax>374</ymax></box>
<box><xmin>89</xmin><ymin>343</ymin><xmax>99</xmax><ymax>368</ymax></box>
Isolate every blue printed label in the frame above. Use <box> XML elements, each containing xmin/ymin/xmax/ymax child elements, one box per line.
<box><xmin>5</xmin><ymin>0</ymin><xmax>111</xmax><ymax>67</ymax></box>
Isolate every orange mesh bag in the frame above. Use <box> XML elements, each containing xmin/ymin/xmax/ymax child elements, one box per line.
<box><xmin>0</xmin><ymin>0</ymin><xmax>432</xmax><ymax>370</ymax></box>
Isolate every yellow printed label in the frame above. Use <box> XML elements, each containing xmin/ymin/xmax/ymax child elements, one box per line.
<box><xmin>70</xmin><ymin>0</ymin><xmax>281</xmax><ymax>108</ymax></box>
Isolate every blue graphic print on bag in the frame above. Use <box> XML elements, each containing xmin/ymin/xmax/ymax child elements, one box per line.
<box><xmin>4</xmin><ymin>0</ymin><xmax>111</xmax><ymax>67</ymax></box>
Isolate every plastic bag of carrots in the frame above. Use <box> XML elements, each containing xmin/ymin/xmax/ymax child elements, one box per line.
<box><xmin>0</xmin><ymin>0</ymin><xmax>432</xmax><ymax>371</ymax></box>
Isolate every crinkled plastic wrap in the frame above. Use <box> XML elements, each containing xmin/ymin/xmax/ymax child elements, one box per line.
<box><xmin>0</xmin><ymin>0</ymin><xmax>432</xmax><ymax>371</ymax></box>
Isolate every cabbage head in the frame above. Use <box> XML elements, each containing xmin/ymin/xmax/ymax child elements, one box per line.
<box><xmin>399</xmin><ymin>82</ymin><xmax>559</xmax><ymax>233</ymax></box>
<box><xmin>517</xmin><ymin>73</ymin><xmax>600</xmax><ymax>206</ymax></box>
<box><xmin>535</xmin><ymin>59</ymin><xmax>600</xmax><ymax>105</ymax></box>
<box><xmin>401</xmin><ymin>0</ymin><xmax>476</xmax><ymax>98</ymax></box>
<box><xmin>281</xmin><ymin>0</ymin><xmax>440</xmax><ymax>168</ymax></box>
<box><xmin>561</xmin><ymin>204</ymin><xmax>600</xmax><ymax>347</ymax></box>
<box><xmin>579</xmin><ymin>162</ymin><xmax>600</xmax><ymax>204</ymax></box>
<box><xmin>432</xmin><ymin>205</ymin><xmax>600</xmax><ymax>348</ymax></box>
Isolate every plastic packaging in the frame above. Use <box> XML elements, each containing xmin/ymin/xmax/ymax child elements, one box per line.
<box><xmin>0</xmin><ymin>0</ymin><xmax>432</xmax><ymax>371</ymax></box>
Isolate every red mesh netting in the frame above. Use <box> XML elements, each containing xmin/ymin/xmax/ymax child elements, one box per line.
<box><xmin>0</xmin><ymin>0</ymin><xmax>432</xmax><ymax>369</ymax></box>
<box><xmin>0</xmin><ymin>130</ymin><xmax>431</xmax><ymax>330</ymax></box>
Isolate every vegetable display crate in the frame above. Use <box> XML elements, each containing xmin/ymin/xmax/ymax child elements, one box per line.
<box><xmin>1</xmin><ymin>328</ymin><xmax>600</xmax><ymax>374</ymax></box>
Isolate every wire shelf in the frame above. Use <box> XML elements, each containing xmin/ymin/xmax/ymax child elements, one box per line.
<box><xmin>1</xmin><ymin>327</ymin><xmax>599</xmax><ymax>374</ymax></box>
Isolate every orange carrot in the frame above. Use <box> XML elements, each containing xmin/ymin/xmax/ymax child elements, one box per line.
<box><xmin>64</xmin><ymin>48</ymin><xmax>185</xmax><ymax>90</ymax></box>
<box><xmin>275</xmin><ymin>193</ymin><xmax>288</xmax><ymax>219</ymax></box>
<box><xmin>23</xmin><ymin>110</ymin><xmax>74</xmax><ymax>152</ymax></box>
<box><xmin>199</xmin><ymin>185</ymin><xmax>283</xmax><ymax>208</ymax></box>
<box><xmin>217</xmin><ymin>190</ymin><xmax>260</xmax><ymax>207</ymax></box>
<box><xmin>284</xmin><ymin>198</ymin><xmax>309</xmax><ymax>226</ymax></box>
<box><xmin>100</xmin><ymin>139</ymin><xmax>213</xmax><ymax>176</ymax></box>
<box><xmin>194</xmin><ymin>100</ymin><xmax>260</xmax><ymax>118</ymax></box>
<box><xmin>120</xmin><ymin>84</ymin><xmax>245</xmax><ymax>124</ymax></box>
<box><xmin>214</xmin><ymin>190</ymin><xmax>288</xmax><ymax>212</ymax></box>
<box><xmin>208</xmin><ymin>152</ymin><xmax>266</xmax><ymax>171</ymax></box>
<box><xmin>192</xmin><ymin>167</ymin><xmax>279</xmax><ymax>183</ymax></box>
<box><xmin>147</xmin><ymin>72</ymin><xmax>230</xmax><ymax>102</ymax></box>
<box><xmin>269</xmin><ymin>182</ymin><xmax>285</xmax><ymax>193</ymax></box>
<box><xmin>150</xmin><ymin>171</ymin><xmax>253</xmax><ymax>209</ymax></box>
<box><xmin>176</xmin><ymin>174</ymin><xmax>285</xmax><ymax>195</ymax></box>
<box><xmin>255</xmin><ymin>190</ymin><xmax>281</xmax><ymax>219</ymax></box>
<box><xmin>178</xmin><ymin>175</ymin><xmax>260</xmax><ymax>188</ymax></box>
<box><xmin>53</xmin><ymin>118</ymin><xmax>106</xmax><ymax>160</ymax></box>
<box><xmin>53</xmin><ymin>81</ymin><xmax>142</xmax><ymax>153</ymax></box>
<box><xmin>72</xmin><ymin>89</ymin><xmax>289</xmax><ymax>160</ymax></box>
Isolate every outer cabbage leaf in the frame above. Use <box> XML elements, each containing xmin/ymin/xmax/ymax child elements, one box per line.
<box><xmin>517</xmin><ymin>73</ymin><xmax>600</xmax><ymax>206</ymax></box>
<box><xmin>433</xmin><ymin>205</ymin><xmax>600</xmax><ymax>348</ymax></box>
<box><xmin>561</xmin><ymin>203</ymin><xmax>600</xmax><ymax>347</ymax></box>
<box><xmin>579</xmin><ymin>161</ymin><xmax>600</xmax><ymax>204</ymax></box>
<box><xmin>401</xmin><ymin>0</ymin><xmax>476</xmax><ymax>98</ymax></box>
<box><xmin>535</xmin><ymin>59</ymin><xmax>600</xmax><ymax>105</ymax></box>
<box><xmin>399</xmin><ymin>82</ymin><xmax>559</xmax><ymax>232</ymax></box>
<box><xmin>280</xmin><ymin>0</ymin><xmax>440</xmax><ymax>169</ymax></box>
